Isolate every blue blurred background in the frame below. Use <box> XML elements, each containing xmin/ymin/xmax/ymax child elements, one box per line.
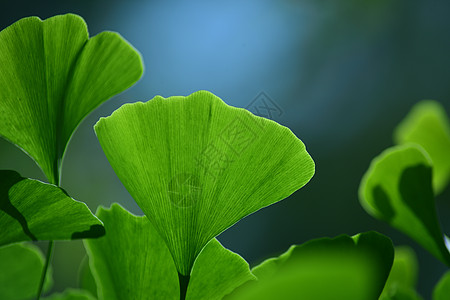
<box><xmin>1</xmin><ymin>0</ymin><xmax>449</xmax><ymax>297</ymax></box>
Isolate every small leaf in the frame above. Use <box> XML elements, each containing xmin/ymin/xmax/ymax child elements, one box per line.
<box><xmin>380</xmin><ymin>246</ymin><xmax>423</xmax><ymax>300</ymax></box>
<box><xmin>359</xmin><ymin>144</ymin><xmax>450</xmax><ymax>266</ymax></box>
<box><xmin>394</xmin><ymin>100</ymin><xmax>450</xmax><ymax>193</ymax></box>
<box><xmin>0</xmin><ymin>170</ymin><xmax>104</xmax><ymax>246</ymax></box>
<box><xmin>0</xmin><ymin>14</ymin><xmax>143</xmax><ymax>184</ymax></box>
<box><xmin>228</xmin><ymin>231</ymin><xmax>394</xmax><ymax>300</ymax></box>
<box><xmin>43</xmin><ymin>289</ymin><xmax>96</xmax><ymax>300</ymax></box>
<box><xmin>94</xmin><ymin>90</ymin><xmax>315</xmax><ymax>275</ymax></box>
<box><xmin>433</xmin><ymin>271</ymin><xmax>450</xmax><ymax>300</ymax></box>
<box><xmin>0</xmin><ymin>243</ymin><xmax>52</xmax><ymax>300</ymax></box>
<box><xmin>187</xmin><ymin>239</ymin><xmax>256</xmax><ymax>300</ymax></box>
<box><xmin>78</xmin><ymin>256</ymin><xmax>97</xmax><ymax>299</ymax></box>
<box><xmin>84</xmin><ymin>204</ymin><xmax>179</xmax><ymax>300</ymax></box>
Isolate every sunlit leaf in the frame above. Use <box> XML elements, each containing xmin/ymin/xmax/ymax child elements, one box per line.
<box><xmin>0</xmin><ymin>13</ymin><xmax>143</xmax><ymax>184</ymax></box>
<box><xmin>0</xmin><ymin>243</ymin><xmax>52</xmax><ymax>300</ymax></box>
<box><xmin>94</xmin><ymin>90</ymin><xmax>315</xmax><ymax>275</ymax></box>
<box><xmin>380</xmin><ymin>246</ymin><xmax>423</xmax><ymax>300</ymax></box>
<box><xmin>359</xmin><ymin>144</ymin><xmax>450</xmax><ymax>266</ymax></box>
<box><xmin>228</xmin><ymin>231</ymin><xmax>393</xmax><ymax>300</ymax></box>
<box><xmin>84</xmin><ymin>204</ymin><xmax>258</xmax><ymax>300</ymax></box>
<box><xmin>433</xmin><ymin>271</ymin><xmax>450</xmax><ymax>300</ymax></box>
<box><xmin>0</xmin><ymin>170</ymin><xmax>104</xmax><ymax>246</ymax></box>
<box><xmin>187</xmin><ymin>239</ymin><xmax>256</xmax><ymax>300</ymax></box>
<box><xmin>394</xmin><ymin>100</ymin><xmax>450</xmax><ymax>193</ymax></box>
<box><xmin>84</xmin><ymin>204</ymin><xmax>179</xmax><ymax>300</ymax></box>
<box><xmin>43</xmin><ymin>289</ymin><xmax>96</xmax><ymax>300</ymax></box>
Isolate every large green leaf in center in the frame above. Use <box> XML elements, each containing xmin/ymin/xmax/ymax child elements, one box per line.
<box><xmin>94</xmin><ymin>91</ymin><xmax>315</xmax><ymax>275</ymax></box>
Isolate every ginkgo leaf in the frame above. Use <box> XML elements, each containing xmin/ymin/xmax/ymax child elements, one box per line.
<box><xmin>0</xmin><ymin>13</ymin><xmax>143</xmax><ymax>184</ymax></box>
<box><xmin>84</xmin><ymin>204</ymin><xmax>255</xmax><ymax>300</ymax></box>
<box><xmin>433</xmin><ymin>271</ymin><xmax>450</xmax><ymax>300</ymax></box>
<box><xmin>94</xmin><ymin>90</ymin><xmax>315</xmax><ymax>275</ymax></box>
<box><xmin>380</xmin><ymin>246</ymin><xmax>423</xmax><ymax>300</ymax></box>
<box><xmin>359</xmin><ymin>144</ymin><xmax>450</xmax><ymax>266</ymax></box>
<box><xmin>0</xmin><ymin>170</ymin><xmax>104</xmax><ymax>246</ymax></box>
<box><xmin>394</xmin><ymin>100</ymin><xmax>450</xmax><ymax>194</ymax></box>
<box><xmin>228</xmin><ymin>231</ymin><xmax>394</xmax><ymax>300</ymax></box>
<box><xmin>0</xmin><ymin>243</ymin><xmax>52</xmax><ymax>300</ymax></box>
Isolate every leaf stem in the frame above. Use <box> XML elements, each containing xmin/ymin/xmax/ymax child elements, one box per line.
<box><xmin>178</xmin><ymin>272</ymin><xmax>190</xmax><ymax>300</ymax></box>
<box><xmin>36</xmin><ymin>240</ymin><xmax>54</xmax><ymax>300</ymax></box>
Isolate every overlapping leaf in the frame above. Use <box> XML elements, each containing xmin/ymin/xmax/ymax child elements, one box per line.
<box><xmin>43</xmin><ymin>289</ymin><xmax>96</xmax><ymax>300</ymax></box>
<box><xmin>380</xmin><ymin>246</ymin><xmax>423</xmax><ymax>300</ymax></box>
<box><xmin>394</xmin><ymin>100</ymin><xmax>450</xmax><ymax>193</ymax></box>
<box><xmin>0</xmin><ymin>13</ymin><xmax>143</xmax><ymax>184</ymax></box>
<box><xmin>0</xmin><ymin>243</ymin><xmax>52</xmax><ymax>300</ymax></box>
<box><xmin>0</xmin><ymin>170</ymin><xmax>104</xmax><ymax>246</ymax></box>
<box><xmin>359</xmin><ymin>144</ymin><xmax>450</xmax><ymax>266</ymax></box>
<box><xmin>83</xmin><ymin>204</ymin><xmax>255</xmax><ymax>300</ymax></box>
<box><xmin>228</xmin><ymin>231</ymin><xmax>394</xmax><ymax>300</ymax></box>
<box><xmin>95</xmin><ymin>90</ymin><xmax>315</xmax><ymax>275</ymax></box>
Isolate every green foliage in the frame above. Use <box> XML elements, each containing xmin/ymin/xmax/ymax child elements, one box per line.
<box><xmin>94</xmin><ymin>90</ymin><xmax>315</xmax><ymax>275</ymax></box>
<box><xmin>0</xmin><ymin>13</ymin><xmax>143</xmax><ymax>184</ymax></box>
<box><xmin>43</xmin><ymin>289</ymin><xmax>96</xmax><ymax>300</ymax></box>
<box><xmin>394</xmin><ymin>100</ymin><xmax>450</xmax><ymax>194</ymax></box>
<box><xmin>0</xmin><ymin>170</ymin><xmax>104</xmax><ymax>246</ymax></box>
<box><xmin>433</xmin><ymin>271</ymin><xmax>450</xmax><ymax>300</ymax></box>
<box><xmin>0</xmin><ymin>243</ymin><xmax>52</xmax><ymax>300</ymax></box>
<box><xmin>84</xmin><ymin>204</ymin><xmax>255</xmax><ymax>300</ymax></box>
<box><xmin>380</xmin><ymin>247</ymin><xmax>423</xmax><ymax>300</ymax></box>
<box><xmin>359</xmin><ymin>144</ymin><xmax>450</xmax><ymax>266</ymax></box>
<box><xmin>228</xmin><ymin>231</ymin><xmax>394</xmax><ymax>300</ymax></box>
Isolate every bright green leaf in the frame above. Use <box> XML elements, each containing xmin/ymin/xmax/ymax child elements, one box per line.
<box><xmin>84</xmin><ymin>204</ymin><xmax>179</xmax><ymax>300</ymax></box>
<box><xmin>0</xmin><ymin>170</ymin><xmax>104</xmax><ymax>246</ymax></box>
<box><xmin>43</xmin><ymin>289</ymin><xmax>96</xmax><ymax>300</ymax></box>
<box><xmin>394</xmin><ymin>100</ymin><xmax>450</xmax><ymax>193</ymax></box>
<box><xmin>0</xmin><ymin>14</ymin><xmax>143</xmax><ymax>184</ymax></box>
<box><xmin>187</xmin><ymin>239</ymin><xmax>256</xmax><ymax>300</ymax></box>
<box><xmin>359</xmin><ymin>144</ymin><xmax>450</xmax><ymax>266</ymax></box>
<box><xmin>85</xmin><ymin>204</ymin><xmax>258</xmax><ymax>300</ymax></box>
<box><xmin>228</xmin><ymin>231</ymin><xmax>394</xmax><ymax>300</ymax></box>
<box><xmin>380</xmin><ymin>246</ymin><xmax>423</xmax><ymax>300</ymax></box>
<box><xmin>433</xmin><ymin>271</ymin><xmax>450</xmax><ymax>300</ymax></box>
<box><xmin>94</xmin><ymin>90</ymin><xmax>315</xmax><ymax>275</ymax></box>
<box><xmin>78</xmin><ymin>256</ymin><xmax>97</xmax><ymax>299</ymax></box>
<box><xmin>0</xmin><ymin>243</ymin><xmax>52</xmax><ymax>300</ymax></box>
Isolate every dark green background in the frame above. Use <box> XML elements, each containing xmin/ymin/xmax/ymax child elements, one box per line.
<box><xmin>1</xmin><ymin>0</ymin><xmax>449</xmax><ymax>298</ymax></box>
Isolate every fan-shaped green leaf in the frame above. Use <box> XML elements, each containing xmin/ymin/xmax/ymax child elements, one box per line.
<box><xmin>433</xmin><ymin>271</ymin><xmax>450</xmax><ymax>300</ymax></box>
<box><xmin>0</xmin><ymin>170</ymin><xmax>104</xmax><ymax>246</ymax></box>
<box><xmin>0</xmin><ymin>14</ymin><xmax>143</xmax><ymax>184</ymax></box>
<box><xmin>94</xmin><ymin>90</ymin><xmax>315</xmax><ymax>275</ymax></box>
<box><xmin>359</xmin><ymin>144</ymin><xmax>450</xmax><ymax>266</ymax></box>
<box><xmin>228</xmin><ymin>231</ymin><xmax>393</xmax><ymax>300</ymax></box>
<box><xmin>0</xmin><ymin>243</ymin><xmax>52</xmax><ymax>300</ymax></box>
<box><xmin>394</xmin><ymin>100</ymin><xmax>450</xmax><ymax>194</ymax></box>
<box><xmin>84</xmin><ymin>203</ymin><xmax>255</xmax><ymax>300</ymax></box>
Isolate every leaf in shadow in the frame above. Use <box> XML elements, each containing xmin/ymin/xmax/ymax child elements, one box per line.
<box><xmin>394</xmin><ymin>100</ymin><xmax>450</xmax><ymax>194</ymax></box>
<box><xmin>0</xmin><ymin>170</ymin><xmax>104</xmax><ymax>246</ymax></box>
<box><xmin>94</xmin><ymin>90</ymin><xmax>315</xmax><ymax>275</ymax></box>
<box><xmin>0</xmin><ymin>243</ymin><xmax>52</xmax><ymax>300</ymax></box>
<box><xmin>359</xmin><ymin>144</ymin><xmax>450</xmax><ymax>266</ymax></box>
<box><xmin>0</xmin><ymin>14</ymin><xmax>143</xmax><ymax>184</ymax></box>
<box><xmin>227</xmin><ymin>231</ymin><xmax>394</xmax><ymax>300</ymax></box>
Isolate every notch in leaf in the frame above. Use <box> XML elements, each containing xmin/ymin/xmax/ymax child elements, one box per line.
<box><xmin>0</xmin><ymin>170</ymin><xmax>104</xmax><ymax>246</ymax></box>
<box><xmin>0</xmin><ymin>13</ymin><xmax>143</xmax><ymax>185</ymax></box>
<box><xmin>94</xmin><ymin>90</ymin><xmax>315</xmax><ymax>275</ymax></box>
<box><xmin>359</xmin><ymin>144</ymin><xmax>450</xmax><ymax>266</ymax></box>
